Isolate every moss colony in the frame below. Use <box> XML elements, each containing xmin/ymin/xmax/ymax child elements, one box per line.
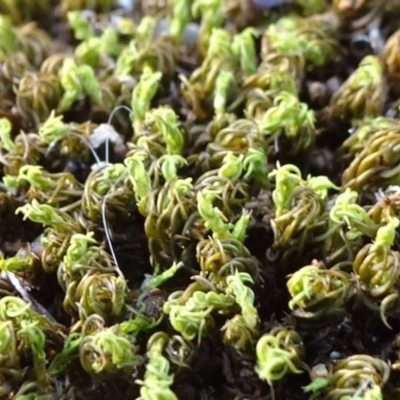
<box><xmin>2</xmin><ymin>0</ymin><xmax>400</xmax><ymax>399</ymax></box>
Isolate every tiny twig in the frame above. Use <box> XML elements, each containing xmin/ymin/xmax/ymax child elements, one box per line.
<box><xmin>352</xmin><ymin>378</ymin><xmax>371</xmax><ymax>399</ymax></box>
<box><xmin>4</xmin><ymin>271</ymin><xmax>58</xmax><ymax>323</ymax></box>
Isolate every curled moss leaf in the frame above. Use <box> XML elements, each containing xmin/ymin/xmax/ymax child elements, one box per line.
<box><xmin>197</xmin><ymin>189</ymin><xmax>232</xmax><ymax>239</ymax></box>
<box><xmin>0</xmin><ymin>16</ymin><xmax>17</xmax><ymax>56</ymax></box>
<box><xmin>67</xmin><ymin>10</ymin><xmax>92</xmax><ymax>41</ymax></box>
<box><xmin>324</xmin><ymin>355</ymin><xmax>390</xmax><ymax>400</ymax></box>
<box><xmin>255</xmin><ymin>327</ymin><xmax>304</xmax><ymax>386</ymax></box>
<box><xmin>0</xmin><ymin>117</ymin><xmax>14</xmax><ymax>151</ymax></box>
<box><xmin>269</xmin><ymin>163</ymin><xmax>335</xmax><ymax>218</ymax></box>
<box><xmin>157</xmin><ymin>154</ymin><xmax>187</xmax><ymax>181</ymax></box>
<box><xmin>328</xmin><ymin>55</ymin><xmax>384</xmax><ymax>121</ymax></box>
<box><xmin>115</xmin><ymin>39</ymin><xmax>138</xmax><ymax>76</ymax></box>
<box><xmin>287</xmin><ymin>263</ymin><xmax>351</xmax><ymax>320</ymax></box>
<box><xmin>232</xmin><ymin>27</ymin><xmax>258</xmax><ymax>76</ymax></box>
<box><xmin>218</xmin><ymin>151</ymin><xmax>244</xmax><ymax>181</ymax></box>
<box><xmin>0</xmin><ymin>296</ymin><xmax>64</xmax><ymax>385</ymax></box>
<box><xmin>352</xmin><ymin>218</ymin><xmax>400</xmax><ymax>327</ymax></box>
<box><xmin>263</xmin><ymin>15</ymin><xmax>337</xmax><ymax>71</ymax></box>
<box><xmin>38</xmin><ymin>110</ymin><xmax>68</xmax><ymax>144</ymax></box>
<box><xmin>131</xmin><ymin>67</ymin><xmax>162</xmax><ymax>131</ymax></box>
<box><xmin>125</xmin><ymin>150</ymin><xmax>152</xmax><ymax>214</ymax></box>
<box><xmin>226</xmin><ymin>271</ymin><xmax>259</xmax><ymax>330</ymax></box>
<box><xmin>342</xmin><ymin>126</ymin><xmax>400</xmax><ymax>191</ymax></box>
<box><xmin>169</xmin><ymin>0</ymin><xmax>194</xmax><ymax>42</ymax></box>
<box><xmin>192</xmin><ymin>0</ymin><xmax>224</xmax><ymax>56</ymax></box>
<box><xmin>329</xmin><ymin>188</ymin><xmax>375</xmax><ymax>240</ymax></box>
<box><xmin>136</xmin><ymin>332</ymin><xmax>178</xmax><ymax>400</ymax></box>
<box><xmin>259</xmin><ymin>91</ymin><xmax>315</xmax><ymax>155</ymax></box>
<box><xmin>243</xmin><ymin>147</ymin><xmax>269</xmax><ymax>187</ymax></box>
<box><xmin>57</xmin><ymin>58</ymin><xmax>83</xmax><ymax>112</ymax></box>
<box><xmin>213</xmin><ymin>70</ymin><xmax>234</xmax><ymax>117</ymax></box>
<box><xmin>0</xmin><ymin>249</ymin><xmax>33</xmax><ymax>272</ymax></box>
<box><xmin>80</xmin><ymin>317</ymin><xmax>140</xmax><ymax>377</ymax></box>
<box><xmin>16</xmin><ymin>199</ymin><xmax>78</xmax><ymax>233</ymax></box>
<box><xmin>148</xmin><ymin>108</ymin><xmax>184</xmax><ymax>155</ymax></box>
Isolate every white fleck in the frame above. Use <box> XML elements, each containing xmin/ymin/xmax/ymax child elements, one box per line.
<box><xmin>90</xmin><ymin>124</ymin><xmax>124</xmax><ymax>148</ymax></box>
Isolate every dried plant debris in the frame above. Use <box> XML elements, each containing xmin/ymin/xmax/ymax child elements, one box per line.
<box><xmin>2</xmin><ymin>0</ymin><xmax>400</xmax><ymax>399</ymax></box>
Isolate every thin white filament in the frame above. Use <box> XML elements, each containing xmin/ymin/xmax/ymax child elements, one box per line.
<box><xmin>101</xmin><ymin>188</ymin><xmax>123</xmax><ymax>277</ymax></box>
<box><xmin>105</xmin><ymin>105</ymin><xmax>132</xmax><ymax>164</ymax></box>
